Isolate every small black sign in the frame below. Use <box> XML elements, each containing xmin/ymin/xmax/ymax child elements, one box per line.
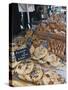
<box><xmin>14</xmin><ymin>48</ymin><xmax>30</xmax><ymax>61</ymax></box>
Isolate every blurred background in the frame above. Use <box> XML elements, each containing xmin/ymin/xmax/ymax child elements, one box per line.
<box><xmin>10</xmin><ymin>3</ymin><xmax>66</xmax><ymax>38</ymax></box>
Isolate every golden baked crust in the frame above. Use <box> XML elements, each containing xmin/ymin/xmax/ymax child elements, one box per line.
<box><xmin>48</xmin><ymin>39</ymin><xmax>65</xmax><ymax>59</ymax></box>
<box><xmin>24</xmin><ymin>65</ymin><xmax>43</xmax><ymax>82</ymax></box>
<box><xmin>32</xmin><ymin>45</ymin><xmax>48</xmax><ymax>60</ymax></box>
<box><xmin>15</xmin><ymin>60</ymin><xmax>34</xmax><ymax>75</ymax></box>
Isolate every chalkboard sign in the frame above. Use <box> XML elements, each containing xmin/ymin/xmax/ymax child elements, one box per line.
<box><xmin>14</xmin><ymin>48</ymin><xmax>30</xmax><ymax>61</ymax></box>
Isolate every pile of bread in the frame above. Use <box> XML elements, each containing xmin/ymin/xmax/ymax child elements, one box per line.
<box><xmin>30</xmin><ymin>45</ymin><xmax>65</xmax><ymax>67</ymax></box>
<box><xmin>33</xmin><ymin>14</ymin><xmax>66</xmax><ymax>59</ymax></box>
<box><xmin>9</xmin><ymin>58</ymin><xmax>65</xmax><ymax>86</ymax></box>
<box><xmin>9</xmin><ymin>13</ymin><xmax>66</xmax><ymax>86</ymax></box>
<box><xmin>9</xmin><ymin>43</ymin><xmax>65</xmax><ymax>86</ymax></box>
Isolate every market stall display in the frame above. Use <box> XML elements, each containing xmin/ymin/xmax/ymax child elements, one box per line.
<box><xmin>9</xmin><ymin>4</ymin><xmax>66</xmax><ymax>86</ymax></box>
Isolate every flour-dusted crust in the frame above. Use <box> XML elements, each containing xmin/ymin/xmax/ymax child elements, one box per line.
<box><xmin>18</xmin><ymin>74</ymin><xmax>26</xmax><ymax>81</ymax></box>
<box><xmin>24</xmin><ymin>60</ymin><xmax>34</xmax><ymax>74</ymax></box>
<box><xmin>24</xmin><ymin>65</ymin><xmax>43</xmax><ymax>82</ymax></box>
<box><xmin>15</xmin><ymin>61</ymin><xmax>27</xmax><ymax>75</ymax></box>
<box><xmin>32</xmin><ymin>45</ymin><xmax>48</xmax><ymax>61</ymax></box>
<box><xmin>42</xmin><ymin>70</ymin><xmax>65</xmax><ymax>85</ymax></box>
<box><xmin>15</xmin><ymin>60</ymin><xmax>34</xmax><ymax>75</ymax></box>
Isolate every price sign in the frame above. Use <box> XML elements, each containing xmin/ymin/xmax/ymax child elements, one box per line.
<box><xmin>14</xmin><ymin>48</ymin><xmax>30</xmax><ymax>61</ymax></box>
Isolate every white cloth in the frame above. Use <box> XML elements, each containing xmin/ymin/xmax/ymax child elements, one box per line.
<box><xmin>18</xmin><ymin>4</ymin><xmax>35</xmax><ymax>12</ymax></box>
